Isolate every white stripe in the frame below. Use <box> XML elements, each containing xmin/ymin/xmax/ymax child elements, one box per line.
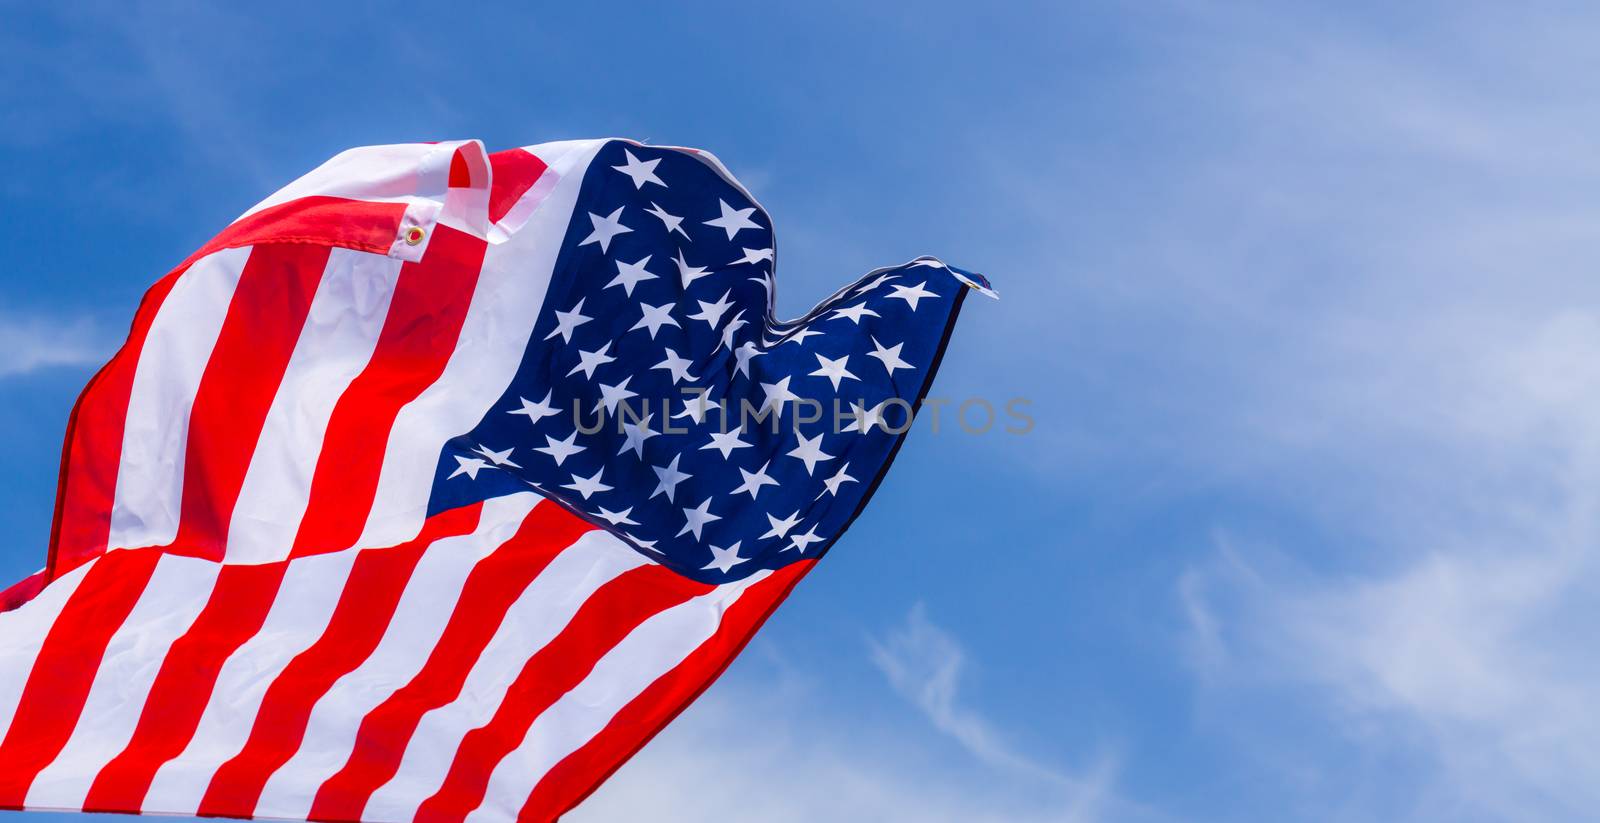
<box><xmin>225</xmin><ymin>248</ymin><xmax>405</xmax><ymax>564</ymax></box>
<box><xmin>250</xmin><ymin>493</ymin><xmax>550</xmax><ymax>819</ymax></box>
<box><xmin>140</xmin><ymin>547</ymin><xmax>359</xmax><ymax>815</ymax></box>
<box><xmin>238</xmin><ymin>141</ymin><xmax>489</xmax><ymax>259</ymax></box>
<box><xmin>137</xmin><ymin>494</ymin><xmax>531</xmax><ymax>816</ymax></box>
<box><xmin>107</xmin><ymin>246</ymin><xmax>251</xmax><ymax>552</ymax></box>
<box><xmin>487</xmin><ymin>149</ymin><xmax>563</xmax><ymax>243</ymax></box>
<box><xmin>360</xmin><ymin>530</ymin><xmax>652</xmax><ymax>823</ymax></box>
<box><xmin>470</xmin><ymin>572</ymin><xmax>768</xmax><ymax>822</ymax></box>
<box><xmin>0</xmin><ymin>562</ymin><xmax>94</xmax><ymax>744</ymax></box>
<box><xmin>241</xmin><ymin>142</ymin><xmax>459</xmax><ymax>218</ymax></box>
<box><xmin>355</xmin><ymin>140</ymin><xmax>608</xmax><ymax>550</ymax></box>
<box><xmin>25</xmin><ymin>554</ymin><xmax>221</xmax><ymax>810</ymax></box>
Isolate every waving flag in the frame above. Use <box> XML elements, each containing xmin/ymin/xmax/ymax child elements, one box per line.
<box><xmin>0</xmin><ymin>138</ymin><xmax>992</xmax><ymax>822</ymax></box>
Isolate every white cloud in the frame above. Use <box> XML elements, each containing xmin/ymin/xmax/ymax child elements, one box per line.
<box><xmin>0</xmin><ymin>312</ymin><xmax>107</xmax><ymax>379</ymax></box>
<box><xmin>1185</xmin><ymin>526</ymin><xmax>1600</xmax><ymax>821</ymax></box>
<box><xmin>868</xmin><ymin>603</ymin><xmax>1110</xmax><ymax>792</ymax></box>
<box><xmin>1164</xmin><ymin>74</ymin><xmax>1600</xmax><ymax>812</ymax></box>
<box><xmin>957</xmin><ymin>5</ymin><xmax>1600</xmax><ymax>821</ymax></box>
<box><xmin>570</xmin><ymin>688</ymin><xmax>1099</xmax><ymax>823</ymax></box>
<box><xmin>574</xmin><ymin>614</ymin><xmax>1167</xmax><ymax>823</ymax></box>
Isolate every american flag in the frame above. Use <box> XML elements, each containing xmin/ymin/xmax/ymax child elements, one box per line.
<box><xmin>0</xmin><ymin>138</ymin><xmax>992</xmax><ymax>822</ymax></box>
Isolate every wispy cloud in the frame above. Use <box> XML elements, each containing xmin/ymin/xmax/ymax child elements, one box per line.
<box><xmin>869</xmin><ymin>604</ymin><xmax>1093</xmax><ymax>783</ymax></box>
<box><xmin>1184</xmin><ymin>525</ymin><xmax>1600</xmax><ymax>821</ymax></box>
<box><xmin>935</xmin><ymin>4</ymin><xmax>1600</xmax><ymax>820</ymax></box>
<box><xmin>0</xmin><ymin>312</ymin><xmax>107</xmax><ymax>379</ymax></box>
<box><xmin>867</xmin><ymin>604</ymin><xmax>1150</xmax><ymax>823</ymax></box>
<box><xmin>1162</xmin><ymin>34</ymin><xmax>1600</xmax><ymax>811</ymax></box>
<box><xmin>574</xmin><ymin>634</ymin><xmax>1159</xmax><ymax>823</ymax></box>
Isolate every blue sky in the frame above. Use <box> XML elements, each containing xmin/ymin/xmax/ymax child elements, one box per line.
<box><xmin>5</xmin><ymin>2</ymin><xmax>1600</xmax><ymax>820</ymax></box>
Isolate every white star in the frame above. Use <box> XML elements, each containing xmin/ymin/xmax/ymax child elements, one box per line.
<box><xmin>651</xmin><ymin>454</ymin><xmax>692</xmax><ymax>502</ymax></box>
<box><xmin>567</xmin><ymin>342</ymin><xmax>616</xmax><ymax>380</ymax></box>
<box><xmin>853</xmin><ymin>272</ymin><xmax>900</xmax><ymax>295</ymax></box>
<box><xmin>702</xmin><ymin>541</ymin><xmax>748</xmax><ymax>574</ymax></box>
<box><xmin>780</xmin><ymin>327</ymin><xmax>823</xmax><ymax>347</ymax></box>
<box><xmin>545</xmin><ymin>298</ymin><xmax>594</xmax><ymax>344</ymax></box>
<box><xmin>704</xmin><ymin>199</ymin><xmax>761</xmax><ymax>241</ymax></box>
<box><xmin>702</xmin><ymin>427</ymin><xmax>753</xmax><ymax>459</ymax></box>
<box><xmin>718</xmin><ymin>311</ymin><xmax>748</xmax><ymax>353</ymax></box>
<box><xmin>750</xmin><ymin>270</ymin><xmax>776</xmax><ymax>304</ymax></box>
<box><xmin>471</xmin><ymin>444</ymin><xmax>521</xmax><ymax>468</ymax></box>
<box><xmin>867</xmin><ymin>336</ymin><xmax>914</xmax><ymax>377</ymax></box>
<box><xmin>687</xmin><ymin>290</ymin><xmax>734</xmax><ymax>329</ymax></box>
<box><xmin>675</xmin><ymin>389</ymin><xmax>719</xmax><ymax>425</ymax></box>
<box><xmin>652</xmin><ymin>348</ymin><xmax>699</xmax><ymax>384</ymax></box>
<box><xmin>618</xmin><ymin>413</ymin><xmax>658</xmax><ymax>458</ymax></box>
<box><xmin>732</xmin><ymin>460</ymin><xmax>780</xmax><ymax>500</ymax></box>
<box><xmin>841</xmin><ymin>400</ymin><xmax>887</xmax><ymax>434</ymax></box>
<box><xmin>630</xmin><ymin>301</ymin><xmax>680</xmax><ymax>339</ymax></box>
<box><xmin>786</xmin><ymin>431</ymin><xmax>834</xmax><ymax>475</ymax></box>
<box><xmin>562</xmin><ymin>468</ymin><xmax>612</xmax><ymax>499</ymax></box>
<box><xmin>646</xmin><ymin>202</ymin><xmax>689</xmax><ymax>239</ymax></box>
<box><xmin>759</xmin><ymin>375</ymin><xmax>799</xmax><ymax>415</ymax></box>
<box><xmin>579</xmin><ymin>206</ymin><xmax>631</xmax><ymax>253</ymax></box>
<box><xmin>449</xmin><ymin>455</ymin><xmax>491</xmax><ymax>480</ymax></box>
<box><xmin>594</xmin><ymin>376</ymin><xmax>638</xmax><ymax>416</ymax></box>
<box><xmin>819</xmin><ymin>462</ymin><xmax>858</xmax><ymax>497</ymax></box>
<box><xmin>508</xmin><ymin>391</ymin><xmax>559</xmax><ymax>426</ymax></box>
<box><xmin>808</xmin><ymin>353</ymin><xmax>858</xmax><ymax>390</ymax></box>
<box><xmin>761</xmin><ymin>511</ymin><xmax>802</xmax><ymax>540</ymax></box>
<box><xmin>677</xmin><ymin>497</ymin><xmax>721</xmax><ymax>540</ymax></box>
<box><xmin>605</xmin><ymin>255</ymin><xmax>657</xmax><ymax>296</ymax></box>
<box><xmin>829</xmin><ymin>303</ymin><xmax>880</xmax><ymax>325</ymax></box>
<box><xmin>611</xmin><ymin>149</ymin><xmax>665</xmax><ymax>189</ymax></box>
<box><xmin>887</xmin><ymin>281</ymin><xmax>938</xmax><ymax>311</ymax></box>
<box><xmin>732</xmin><ymin>247</ymin><xmax>774</xmax><ymax>266</ymax></box>
<box><xmin>673</xmin><ymin>250</ymin><xmax>713</xmax><ymax>289</ymax></box>
<box><xmin>786</xmin><ymin>525</ymin><xmax>824</xmax><ymax>554</ymax></box>
<box><xmin>534</xmin><ymin>431</ymin><xmax>586</xmax><ymax>466</ymax></box>
<box><xmin>734</xmin><ymin>341</ymin><xmax>765</xmax><ymax>378</ymax></box>
<box><xmin>595</xmin><ymin>505</ymin><xmax>640</xmax><ymax>526</ymax></box>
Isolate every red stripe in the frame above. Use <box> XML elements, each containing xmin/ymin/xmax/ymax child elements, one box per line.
<box><xmin>81</xmin><ymin>562</ymin><xmax>288</xmax><ymax>814</ymax></box>
<box><xmin>307</xmin><ymin>504</ymin><xmax>593</xmax><ymax>823</ymax></box>
<box><xmin>46</xmin><ymin>196</ymin><xmax>408</xmax><ymax>584</ymax></box>
<box><xmin>0</xmin><ymin>549</ymin><xmax>163</xmax><ymax>807</ymax></box>
<box><xmin>169</xmin><ymin>243</ymin><xmax>333</xmax><ymax>560</ymax></box>
<box><xmin>487</xmin><ymin>149</ymin><xmax>549</xmax><ymax>225</ymax></box>
<box><xmin>185</xmin><ymin>196</ymin><xmax>409</xmax><ymax>270</ymax></box>
<box><xmin>195</xmin><ymin>503</ymin><xmax>483</xmax><ymax>820</ymax></box>
<box><xmin>290</xmin><ymin>225</ymin><xmax>488</xmax><ymax>558</ymax></box>
<box><xmin>413</xmin><ymin>566</ymin><xmax>716</xmax><ymax>823</ymax></box>
<box><xmin>448</xmin><ymin>150</ymin><xmax>475</xmax><ymax>190</ymax></box>
<box><xmin>47</xmin><ymin>272</ymin><xmax>184</xmax><ymax>582</ymax></box>
<box><xmin>519</xmin><ymin>560</ymin><xmax>814</xmax><ymax>823</ymax></box>
<box><xmin>0</xmin><ymin>570</ymin><xmax>47</xmax><ymax>614</ymax></box>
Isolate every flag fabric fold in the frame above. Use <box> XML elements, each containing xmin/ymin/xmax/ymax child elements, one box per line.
<box><xmin>0</xmin><ymin>137</ymin><xmax>989</xmax><ymax>822</ymax></box>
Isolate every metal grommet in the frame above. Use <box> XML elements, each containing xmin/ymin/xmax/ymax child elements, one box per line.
<box><xmin>403</xmin><ymin>226</ymin><xmax>426</xmax><ymax>246</ymax></box>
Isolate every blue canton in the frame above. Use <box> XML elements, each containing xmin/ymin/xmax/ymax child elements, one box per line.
<box><xmin>426</xmin><ymin>140</ymin><xmax>991</xmax><ymax>583</ymax></box>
